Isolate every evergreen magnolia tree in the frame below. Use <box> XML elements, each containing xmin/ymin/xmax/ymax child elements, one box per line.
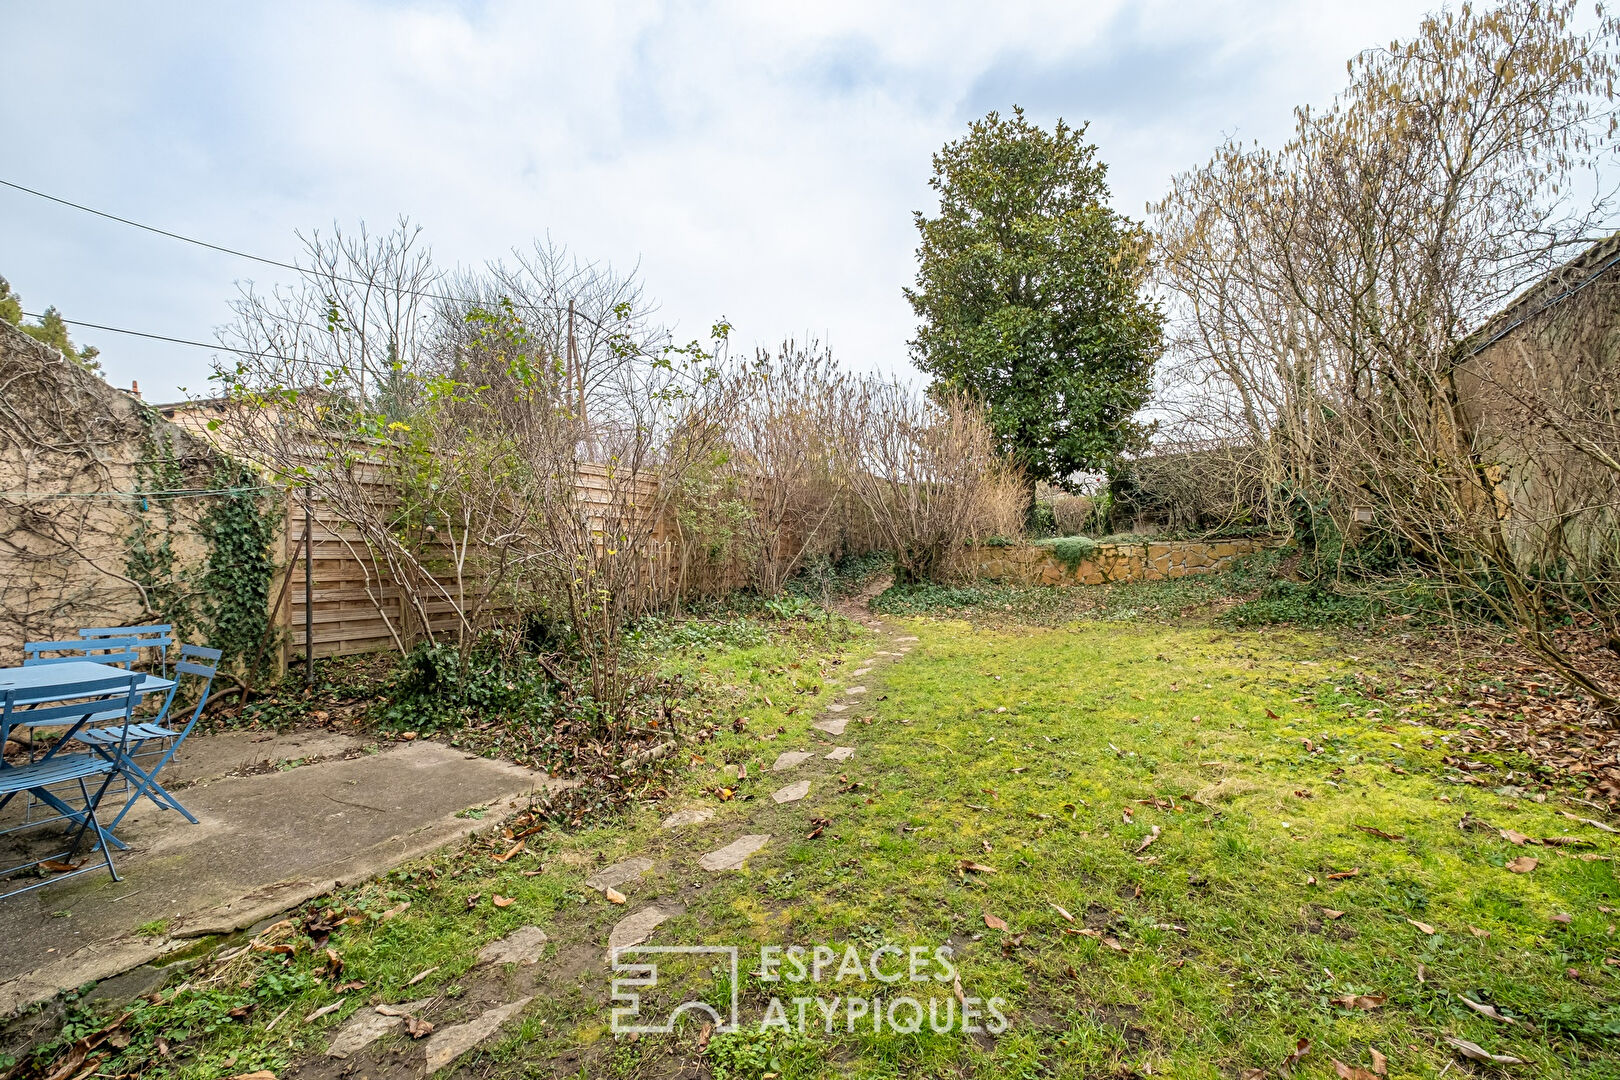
<box><xmin>906</xmin><ymin>108</ymin><xmax>1161</xmax><ymax>505</ymax></box>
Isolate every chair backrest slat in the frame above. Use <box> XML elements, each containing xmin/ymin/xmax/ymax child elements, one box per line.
<box><xmin>79</xmin><ymin>624</ymin><xmax>175</xmax><ymax>676</ymax></box>
<box><xmin>1</xmin><ymin>676</ymin><xmax>141</xmax><ymax>729</ymax></box>
<box><xmin>23</xmin><ymin>638</ymin><xmax>142</xmax><ymax>668</ymax></box>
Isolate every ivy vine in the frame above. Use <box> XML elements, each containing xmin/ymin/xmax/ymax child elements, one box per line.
<box><xmin>125</xmin><ymin>411</ymin><xmax>280</xmax><ymax>678</ymax></box>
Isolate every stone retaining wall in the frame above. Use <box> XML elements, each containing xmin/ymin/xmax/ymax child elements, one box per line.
<box><xmin>949</xmin><ymin>538</ymin><xmax>1279</xmax><ymax>587</ymax></box>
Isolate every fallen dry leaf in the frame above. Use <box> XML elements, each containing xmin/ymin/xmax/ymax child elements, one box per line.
<box><xmin>405</xmin><ymin>965</ymin><xmax>438</xmax><ymax>987</ymax></box>
<box><xmin>1561</xmin><ymin>811</ymin><xmax>1618</xmax><ymax>833</ymax></box>
<box><xmin>1326</xmin><ymin>869</ymin><xmax>1360</xmax><ymax>880</ymax></box>
<box><xmin>1330</xmin><ymin>993</ymin><xmax>1386</xmax><ymax>1010</ymax></box>
<box><xmin>1281</xmin><ymin>1037</ymin><xmax>1312</xmax><ymax>1070</ymax></box>
<box><xmin>1322</xmin><ymin>909</ymin><xmax>1346</xmax><ymax>920</ymax></box>
<box><xmin>1459</xmin><ymin>996</ymin><xmax>1518</xmax><ymax>1025</ymax></box>
<box><xmin>1370</xmin><ymin>1048</ymin><xmax>1387</xmax><ymax>1076</ymax></box>
<box><xmin>605</xmin><ymin>887</ymin><xmax>626</xmax><ymax>905</ymax></box>
<box><xmin>1134</xmin><ymin>825</ymin><xmax>1161</xmax><ymax>854</ymax></box>
<box><xmin>1353</xmin><ymin>824</ymin><xmax>1405</xmax><ymax>842</ymax></box>
<box><xmin>1333</xmin><ymin>1061</ymin><xmax>1378</xmax><ymax>1080</ymax></box>
<box><xmin>492</xmin><ymin>895</ymin><xmax>515</xmax><ymax>908</ymax></box>
<box><xmin>404</xmin><ymin>1015</ymin><xmax>434</xmax><ymax>1039</ymax></box>
<box><xmin>1506</xmin><ymin>856</ymin><xmax>1540</xmax><ymax>873</ymax></box>
<box><xmin>1048</xmin><ymin>902</ymin><xmax>1075</xmax><ymax>922</ymax></box>
<box><xmin>1499</xmin><ymin>828</ymin><xmax>1534</xmax><ymax>846</ymax></box>
<box><xmin>302</xmin><ymin>1000</ymin><xmax>344</xmax><ymax>1023</ymax></box>
<box><xmin>1407</xmin><ymin>919</ymin><xmax>1437</xmax><ymax>935</ymax></box>
<box><xmin>1444</xmin><ymin>1035</ymin><xmax>1523</xmax><ymax>1065</ymax></box>
<box><xmin>983</xmin><ymin>912</ymin><xmax>1008</xmax><ymax>931</ymax></box>
<box><xmin>227</xmin><ymin>1072</ymin><xmax>278</xmax><ymax>1080</ymax></box>
<box><xmin>1552</xmin><ymin>912</ymin><xmax>1573</xmax><ymax>925</ymax></box>
<box><xmin>378</xmin><ymin>901</ymin><xmax>410</xmax><ymax>921</ymax></box>
<box><xmin>957</xmin><ymin>860</ymin><xmax>997</xmax><ymax>874</ymax></box>
<box><xmin>1469</xmin><ymin>925</ymin><xmax>1491</xmax><ymax>938</ymax></box>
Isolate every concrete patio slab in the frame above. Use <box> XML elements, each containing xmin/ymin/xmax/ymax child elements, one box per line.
<box><xmin>0</xmin><ymin>729</ymin><xmax>555</xmax><ymax>1016</ymax></box>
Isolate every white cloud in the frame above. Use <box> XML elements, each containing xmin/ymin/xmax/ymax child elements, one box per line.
<box><xmin>2</xmin><ymin>0</ymin><xmax>1437</xmax><ymax>401</ymax></box>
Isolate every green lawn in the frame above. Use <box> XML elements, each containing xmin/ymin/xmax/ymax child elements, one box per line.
<box><xmin>20</xmin><ymin>610</ymin><xmax>1620</xmax><ymax>1080</ymax></box>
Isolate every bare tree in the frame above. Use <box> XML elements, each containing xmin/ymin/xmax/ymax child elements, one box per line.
<box><xmin>1153</xmin><ymin>0</ymin><xmax>1620</xmax><ymax>710</ymax></box>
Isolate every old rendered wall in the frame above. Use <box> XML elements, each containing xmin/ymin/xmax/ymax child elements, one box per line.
<box><xmin>0</xmin><ymin>322</ymin><xmax>225</xmax><ymax>663</ymax></box>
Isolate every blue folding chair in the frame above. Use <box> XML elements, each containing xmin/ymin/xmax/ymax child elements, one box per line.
<box><xmin>23</xmin><ymin>638</ymin><xmax>141</xmax><ymax>668</ymax></box>
<box><xmin>72</xmin><ymin>645</ymin><xmax>220</xmax><ymax>831</ymax></box>
<box><xmin>79</xmin><ymin>625</ymin><xmax>174</xmax><ymax>677</ymax></box>
<box><xmin>0</xmin><ymin>675</ymin><xmax>139</xmax><ymax>897</ymax></box>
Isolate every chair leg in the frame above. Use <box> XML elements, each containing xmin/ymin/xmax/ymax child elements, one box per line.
<box><xmin>66</xmin><ymin>777</ymin><xmax>97</xmax><ymax>856</ymax></box>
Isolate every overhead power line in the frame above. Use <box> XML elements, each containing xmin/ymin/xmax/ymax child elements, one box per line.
<box><xmin>0</xmin><ymin>175</ymin><xmax>632</xmax><ymax>336</ymax></box>
<box><xmin>19</xmin><ymin>310</ymin><xmax>299</xmax><ymax>362</ymax></box>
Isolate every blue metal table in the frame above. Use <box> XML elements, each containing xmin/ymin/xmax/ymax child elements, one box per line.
<box><xmin>0</xmin><ymin>661</ymin><xmax>175</xmax><ymax>849</ymax></box>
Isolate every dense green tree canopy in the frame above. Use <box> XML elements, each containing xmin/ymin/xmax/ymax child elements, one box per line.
<box><xmin>0</xmin><ymin>275</ymin><xmax>101</xmax><ymax>372</ymax></box>
<box><xmin>905</xmin><ymin>108</ymin><xmax>1162</xmax><ymax>494</ymax></box>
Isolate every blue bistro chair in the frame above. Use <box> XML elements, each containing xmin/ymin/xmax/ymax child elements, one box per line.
<box><xmin>79</xmin><ymin>625</ymin><xmax>174</xmax><ymax>677</ymax></box>
<box><xmin>72</xmin><ymin>645</ymin><xmax>220</xmax><ymax>831</ymax></box>
<box><xmin>22</xmin><ymin>638</ymin><xmax>142</xmax><ymax>669</ymax></box>
<box><xmin>0</xmin><ymin>675</ymin><xmax>139</xmax><ymax>897</ymax></box>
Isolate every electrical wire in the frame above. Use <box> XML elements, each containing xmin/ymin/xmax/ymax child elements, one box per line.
<box><xmin>1</xmin><ymin>176</ymin><xmax>634</xmax><ymax>337</ymax></box>
<box><xmin>18</xmin><ymin>311</ymin><xmax>300</xmax><ymax>362</ymax></box>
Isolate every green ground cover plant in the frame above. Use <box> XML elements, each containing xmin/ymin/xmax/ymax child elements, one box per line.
<box><xmin>13</xmin><ymin>582</ymin><xmax>1618</xmax><ymax>1079</ymax></box>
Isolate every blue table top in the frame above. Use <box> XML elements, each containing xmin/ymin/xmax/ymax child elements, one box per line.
<box><xmin>0</xmin><ymin>662</ymin><xmax>174</xmax><ymax>708</ymax></box>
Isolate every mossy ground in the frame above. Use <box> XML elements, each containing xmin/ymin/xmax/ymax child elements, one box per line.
<box><xmin>20</xmin><ymin>601</ymin><xmax>1620</xmax><ymax>1080</ymax></box>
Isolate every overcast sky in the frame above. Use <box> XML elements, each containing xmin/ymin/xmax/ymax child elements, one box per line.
<box><xmin>3</xmin><ymin>0</ymin><xmax>1441</xmax><ymax>402</ymax></box>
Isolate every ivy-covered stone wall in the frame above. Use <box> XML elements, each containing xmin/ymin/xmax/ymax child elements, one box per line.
<box><xmin>0</xmin><ymin>322</ymin><xmax>278</xmax><ymax>672</ymax></box>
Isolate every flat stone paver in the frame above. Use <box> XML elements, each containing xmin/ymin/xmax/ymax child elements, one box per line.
<box><xmin>327</xmin><ymin>999</ymin><xmax>432</xmax><ymax>1057</ymax></box>
<box><xmin>852</xmin><ymin>666</ymin><xmax>873</xmax><ymax>676</ymax></box>
<box><xmin>662</xmin><ymin>808</ymin><xmax>715</xmax><ymax>829</ymax></box>
<box><xmin>772</xmin><ymin>780</ymin><xmax>811</xmax><ymax>804</ymax></box>
<box><xmin>0</xmin><ymin>730</ymin><xmax>553</xmax><ymax>1017</ymax></box>
<box><xmin>845</xmin><ymin>686</ymin><xmax>868</xmax><ymax>696</ymax></box>
<box><xmin>699</xmin><ymin>834</ymin><xmax>770</xmax><ymax>871</ymax></box>
<box><xmin>811</xmin><ymin>717</ymin><xmax>848</xmax><ymax>736</ymax></box>
<box><xmin>609</xmin><ymin>905</ymin><xmax>676</xmax><ymax>950</ymax></box>
<box><xmin>826</xmin><ymin>746</ymin><xmax>855</xmax><ymax>762</ymax></box>
<box><xmin>585</xmin><ymin>857</ymin><xmax>654</xmax><ymax>892</ymax></box>
<box><xmin>424</xmin><ymin>996</ymin><xmax>533</xmax><ymax>1073</ymax></box>
<box><xmin>894</xmin><ymin>636</ymin><xmax>919</xmax><ymax>642</ymax></box>
<box><xmin>824</xmin><ymin>702</ymin><xmax>849</xmax><ymax>713</ymax></box>
<box><xmin>771</xmin><ymin>751</ymin><xmax>812</xmax><ymax>772</ymax></box>
<box><xmin>478</xmin><ymin>926</ymin><xmax>550</xmax><ymax>965</ymax></box>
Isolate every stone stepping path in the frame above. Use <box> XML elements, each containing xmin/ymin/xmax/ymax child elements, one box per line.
<box><xmin>321</xmin><ymin>628</ymin><xmax>908</xmax><ymax>1073</ymax></box>
<box><xmin>424</xmin><ymin>996</ymin><xmax>533</xmax><ymax>1073</ymax></box>
<box><xmin>477</xmin><ymin>925</ymin><xmax>549</xmax><ymax>965</ymax></box>
<box><xmin>662</xmin><ymin>807</ymin><xmax>714</xmax><ymax>829</ymax></box>
<box><xmin>610</xmin><ymin>904</ymin><xmax>678</xmax><ymax>950</ymax></box>
<box><xmin>698</xmin><ymin>834</ymin><xmax>770</xmax><ymax>871</ymax></box>
<box><xmin>585</xmin><ymin>856</ymin><xmax>653</xmax><ymax>893</ymax></box>
<box><xmin>771</xmin><ymin>780</ymin><xmax>810</xmax><ymax>804</ymax></box>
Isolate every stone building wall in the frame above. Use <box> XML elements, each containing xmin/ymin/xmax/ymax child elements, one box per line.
<box><xmin>948</xmin><ymin>538</ymin><xmax>1278</xmax><ymax>587</ymax></box>
<box><xmin>0</xmin><ymin>322</ymin><xmax>226</xmax><ymax>663</ymax></box>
